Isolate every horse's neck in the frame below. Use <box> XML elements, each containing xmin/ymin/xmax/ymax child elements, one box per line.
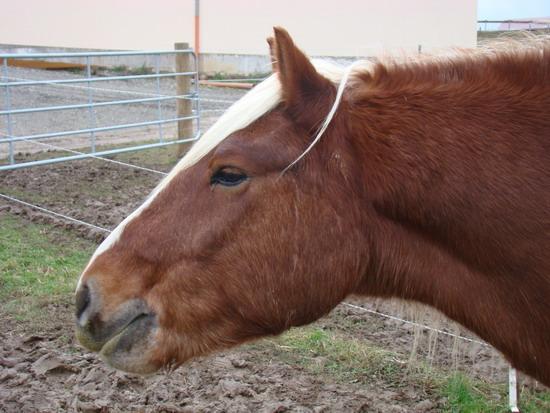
<box><xmin>348</xmin><ymin>81</ymin><xmax>550</xmax><ymax>383</ymax></box>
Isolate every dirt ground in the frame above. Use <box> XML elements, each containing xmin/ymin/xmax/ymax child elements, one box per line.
<box><xmin>0</xmin><ymin>153</ymin><xmax>523</xmax><ymax>413</ymax></box>
<box><xmin>0</xmin><ymin>301</ymin><xmax>447</xmax><ymax>413</ymax></box>
<box><xmin>0</xmin><ymin>312</ymin><xmax>391</xmax><ymax>412</ymax></box>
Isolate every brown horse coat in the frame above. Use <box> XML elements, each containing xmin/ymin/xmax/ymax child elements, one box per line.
<box><xmin>75</xmin><ymin>28</ymin><xmax>550</xmax><ymax>386</ymax></box>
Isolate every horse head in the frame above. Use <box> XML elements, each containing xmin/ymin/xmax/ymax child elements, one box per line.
<box><xmin>75</xmin><ymin>28</ymin><xmax>368</xmax><ymax>373</ymax></box>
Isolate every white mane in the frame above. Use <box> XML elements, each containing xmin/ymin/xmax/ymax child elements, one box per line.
<box><xmin>167</xmin><ymin>59</ymin><xmax>362</xmax><ymax>180</ymax></box>
<box><xmin>77</xmin><ymin>59</ymin><xmax>368</xmax><ymax>288</ymax></box>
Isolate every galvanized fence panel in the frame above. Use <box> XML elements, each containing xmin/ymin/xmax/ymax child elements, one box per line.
<box><xmin>0</xmin><ymin>49</ymin><xmax>200</xmax><ymax>170</ymax></box>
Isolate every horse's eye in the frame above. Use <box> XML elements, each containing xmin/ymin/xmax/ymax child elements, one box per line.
<box><xmin>210</xmin><ymin>168</ymin><xmax>248</xmax><ymax>187</ymax></box>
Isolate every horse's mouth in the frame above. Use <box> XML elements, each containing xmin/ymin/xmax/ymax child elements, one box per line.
<box><xmin>98</xmin><ymin>313</ymin><xmax>159</xmax><ymax>373</ymax></box>
<box><xmin>77</xmin><ymin>311</ymin><xmax>160</xmax><ymax>374</ymax></box>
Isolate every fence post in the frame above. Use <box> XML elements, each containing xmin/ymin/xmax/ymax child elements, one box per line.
<box><xmin>174</xmin><ymin>42</ymin><xmax>193</xmax><ymax>157</ymax></box>
<box><xmin>2</xmin><ymin>57</ymin><xmax>15</xmax><ymax>165</ymax></box>
<box><xmin>508</xmin><ymin>367</ymin><xmax>520</xmax><ymax>412</ymax></box>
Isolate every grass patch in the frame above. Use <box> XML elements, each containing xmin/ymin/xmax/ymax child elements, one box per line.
<box><xmin>0</xmin><ymin>214</ymin><xmax>96</xmax><ymax>319</ymax></box>
<box><xmin>264</xmin><ymin>327</ymin><xmax>550</xmax><ymax>412</ymax></box>
<box><xmin>108</xmin><ymin>141</ymin><xmax>182</xmax><ymax>170</ymax></box>
<box><xmin>266</xmin><ymin>327</ymin><xmax>438</xmax><ymax>396</ymax></box>
<box><xmin>442</xmin><ymin>373</ymin><xmax>549</xmax><ymax>413</ymax></box>
<box><xmin>107</xmin><ymin>63</ymin><xmax>153</xmax><ymax>75</ymax></box>
<box><xmin>273</xmin><ymin>327</ymin><xmax>413</xmax><ymax>386</ymax></box>
<box><xmin>111</xmin><ymin>64</ymin><xmax>130</xmax><ymax>73</ymax></box>
<box><xmin>521</xmin><ymin>390</ymin><xmax>550</xmax><ymax>413</ymax></box>
<box><xmin>207</xmin><ymin>71</ymin><xmax>270</xmax><ymax>83</ymax></box>
<box><xmin>443</xmin><ymin>374</ymin><xmax>505</xmax><ymax>412</ymax></box>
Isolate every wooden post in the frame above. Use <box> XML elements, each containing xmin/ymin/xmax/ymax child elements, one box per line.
<box><xmin>175</xmin><ymin>42</ymin><xmax>193</xmax><ymax>157</ymax></box>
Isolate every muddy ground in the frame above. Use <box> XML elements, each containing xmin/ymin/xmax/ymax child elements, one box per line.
<box><xmin>0</xmin><ymin>308</ymin><xmax>415</xmax><ymax>412</ymax></box>
<box><xmin>0</xmin><ymin>150</ymin><xmax>523</xmax><ymax>412</ymax></box>
<box><xmin>0</xmin><ymin>301</ymin><xmax>448</xmax><ymax>413</ymax></box>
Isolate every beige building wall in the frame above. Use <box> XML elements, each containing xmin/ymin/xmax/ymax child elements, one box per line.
<box><xmin>202</xmin><ymin>0</ymin><xmax>477</xmax><ymax>56</ymax></box>
<box><xmin>1</xmin><ymin>0</ymin><xmax>194</xmax><ymax>51</ymax></box>
<box><xmin>1</xmin><ymin>1</ymin><xmax>476</xmax><ymax>56</ymax></box>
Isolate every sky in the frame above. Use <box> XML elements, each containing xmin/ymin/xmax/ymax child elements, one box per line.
<box><xmin>478</xmin><ymin>0</ymin><xmax>550</xmax><ymax>20</ymax></box>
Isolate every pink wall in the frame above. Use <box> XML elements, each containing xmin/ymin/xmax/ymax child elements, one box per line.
<box><xmin>1</xmin><ymin>1</ymin><xmax>476</xmax><ymax>55</ymax></box>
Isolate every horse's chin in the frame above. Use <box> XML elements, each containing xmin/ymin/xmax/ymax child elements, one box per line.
<box><xmin>85</xmin><ymin>314</ymin><xmax>161</xmax><ymax>375</ymax></box>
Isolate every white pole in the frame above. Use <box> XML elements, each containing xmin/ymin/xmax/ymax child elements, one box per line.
<box><xmin>509</xmin><ymin>367</ymin><xmax>520</xmax><ymax>413</ymax></box>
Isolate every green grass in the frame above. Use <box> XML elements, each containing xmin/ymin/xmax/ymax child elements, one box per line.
<box><xmin>0</xmin><ymin>214</ymin><xmax>96</xmax><ymax>319</ymax></box>
<box><xmin>266</xmin><ymin>327</ymin><xmax>550</xmax><ymax>413</ymax></box>
<box><xmin>108</xmin><ymin>141</ymin><xmax>182</xmax><ymax>169</ymax></box>
<box><xmin>442</xmin><ymin>373</ymin><xmax>550</xmax><ymax>413</ymax></box>
<box><xmin>443</xmin><ymin>374</ymin><xmax>505</xmax><ymax>413</ymax></box>
<box><xmin>272</xmin><ymin>327</ymin><xmax>411</xmax><ymax>385</ymax></box>
<box><xmin>111</xmin><ymin>64</ymin><xmax>129</xmax><ymax>73</ymax></box>
<box><xmin>522</xmin><ymin>391</ymin><xmax>550</xmax><ymax>413</ymax></box>
<box><xmin>108</xmin><ymin>63</ymin><xmax>152</xmax><ymax>75</ymax></box>
<box><xmin>207</xmin><ymin>71</ymin><xmax>270</xmax><ymax>83</ymax></box>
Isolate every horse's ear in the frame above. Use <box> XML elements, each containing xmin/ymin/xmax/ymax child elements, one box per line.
<box><xmin>269</xmin><ymin>27</ymin><xmax>334</xmax><ymax>126</ymax></box>
<box><xmin>266</xmin><ymin>36</ymin><xmax>279</xmax><ymax>73</ymax></box>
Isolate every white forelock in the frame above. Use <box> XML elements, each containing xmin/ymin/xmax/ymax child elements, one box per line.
<box><xmin>166</xmin><ymin>59</ymin><xmax>366</xmax><ymax>179</ymax></box>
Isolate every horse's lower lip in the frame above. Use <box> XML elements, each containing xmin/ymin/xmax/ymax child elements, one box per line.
<box><xmin>97</xmin><ymin>313</ymin><xmax>159</xmax><ymax>374</ymax></box>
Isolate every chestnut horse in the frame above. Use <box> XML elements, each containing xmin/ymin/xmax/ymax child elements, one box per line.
<box><xmin>75</xmin><ymin>28</ymin><xmax>550</xmax><ymax>386</ymax></box>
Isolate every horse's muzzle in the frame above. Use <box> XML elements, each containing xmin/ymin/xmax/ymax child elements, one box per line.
<box><xmin>74</xmin><ymin>279</ymin><xmax>159</xmax><ymax>374</ymax></box>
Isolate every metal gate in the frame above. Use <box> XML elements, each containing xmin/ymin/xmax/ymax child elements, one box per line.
<box><xmin>0</xmin><ymin>48</ymin><xmax>200</xmax><ymax>170</ymax></box>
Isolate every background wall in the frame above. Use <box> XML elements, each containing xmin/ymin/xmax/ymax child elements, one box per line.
<box><xmin>201</xmin><ymin>0</ymin><xmax>477</xmax><ymax>56</ymax></box>
<box><xmin>1</xmin><ymin>0</ymin><xmax>477</xmax><ymax>55</ymax></box>
<box><xmin>1</xmin><ymin>1</ymin><xmax>194</xmax><ymax>51</ymax></box>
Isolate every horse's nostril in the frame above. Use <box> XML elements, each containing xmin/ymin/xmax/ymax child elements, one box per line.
<box><xmin>75</xmin><ymin>283</ymin><xmax>90</xmax><ymax>320</ymax></box>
